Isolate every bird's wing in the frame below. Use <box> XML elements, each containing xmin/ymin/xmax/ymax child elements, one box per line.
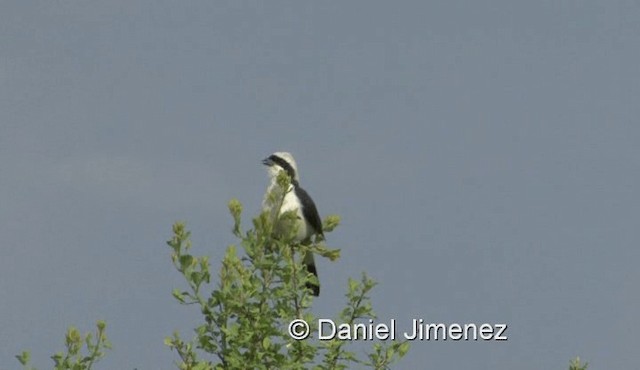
<box><xmin>294</xmin><ymin>186</ymin><xmax>324</xmax><ymax>238</ymax></box>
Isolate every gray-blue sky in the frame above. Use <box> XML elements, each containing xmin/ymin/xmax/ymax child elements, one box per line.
<box><xmin>1</xmin><ymin>1</ymin><xmax>639</xmax><ymax>368</ymax></box>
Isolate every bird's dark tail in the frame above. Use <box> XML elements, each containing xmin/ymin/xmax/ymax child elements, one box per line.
<box><xmin>303</xmin><ymin>251</ymin><xmax>320</xmax><ymax>296</ymax></box>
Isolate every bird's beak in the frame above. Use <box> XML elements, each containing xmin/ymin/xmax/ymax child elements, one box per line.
<box><xmin>262</xmin><ymin>157</ymin><xmax>273</xmax><ymax>166</ymax></box>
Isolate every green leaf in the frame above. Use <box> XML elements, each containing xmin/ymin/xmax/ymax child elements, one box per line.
<box><xmin>179</xmin><ymin>255</ymin><xmax>194</xmax><ymax>271</ymax></box>
<box><xmin>322</xmin><ymin>215</ymin><xmax>341</xmax><ymax>232</ymax></box>
<box><xmin>172</xmin><ymin>288</ymin><xmax>188</xmax><ymax>303</ymax></box>
<box><xmin>315</xmin><ymin>247</ymin><xmax>341</xmax><ymax>261</ymax></box>
<box><xmin>228</xmin><ymin>199</ymin><xmax>243</xmax><ymax>236</ymax></box>
<box><xmin>397</xmin><ymin>341</ymin><xmax>410</xmax><ymax>357</ymax></box>
<box><xmin>15</xmin><ymin>351</ymin><xmax>30</xmax><ymax>365</ymax></box>
<box><xmin>164</xmin><ymin>336</ymin><xmax>174</xmax><ymax>347</ymax></box>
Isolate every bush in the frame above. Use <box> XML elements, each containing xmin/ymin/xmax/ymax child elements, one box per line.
<box><xmin>164</xmin><ymin>174</ymin><xmax>410</xmax><ymax>369</ymax></box>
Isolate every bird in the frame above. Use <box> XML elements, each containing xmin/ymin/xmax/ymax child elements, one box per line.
<box><xmin>262</xmin><ymin>151</ymin><xmax>323</xmax><ymax>296</ymax></box>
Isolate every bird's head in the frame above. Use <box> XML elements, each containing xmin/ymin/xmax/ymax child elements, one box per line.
<box><xmin>262</xmin><ymin>151</ymin><xmax>299</xmax><ymax>183</ymax></box>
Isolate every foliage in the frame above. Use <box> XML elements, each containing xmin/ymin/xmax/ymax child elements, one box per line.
<box><xmin>569</xmin><ymin>357</ymin><xmax>588</xmax><ymax>370</ymax></box>
<box><xmin>164</xmin><ymin>173</ymin><xmax>410</xmax><ymax>369</ymax></box>
<box><xmin>17</xmin><ymin>321</ymin><xmax>111</xmax><ymax>370</ymax></box>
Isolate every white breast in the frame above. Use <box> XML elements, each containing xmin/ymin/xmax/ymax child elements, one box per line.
<box><xmin>280</xmin><ymin>189</ymin><xmax>310</xmax><ymax>241</ymax></box>
<box><xmin>263</xmin><ymin>181</ymin><xmax>309</xmax><ymax>241</ymax></box>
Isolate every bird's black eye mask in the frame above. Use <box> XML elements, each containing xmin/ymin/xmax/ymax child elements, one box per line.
<box><xmin>263</xmin><ymin>154</ymin><xmax>297</xmax><ymax>183</ymax></box>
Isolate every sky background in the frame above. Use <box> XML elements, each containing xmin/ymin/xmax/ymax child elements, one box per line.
<box><xmin>1</xmin><ymin>1</ymin><xmax>639</xmax><ymax>369</ymax></box>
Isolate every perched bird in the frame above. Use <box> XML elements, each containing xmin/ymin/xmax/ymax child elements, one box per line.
<box><xmin>262</xmin><ymin>151</ymin><xmax>323</xmax><ymax>296</ymax></box>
